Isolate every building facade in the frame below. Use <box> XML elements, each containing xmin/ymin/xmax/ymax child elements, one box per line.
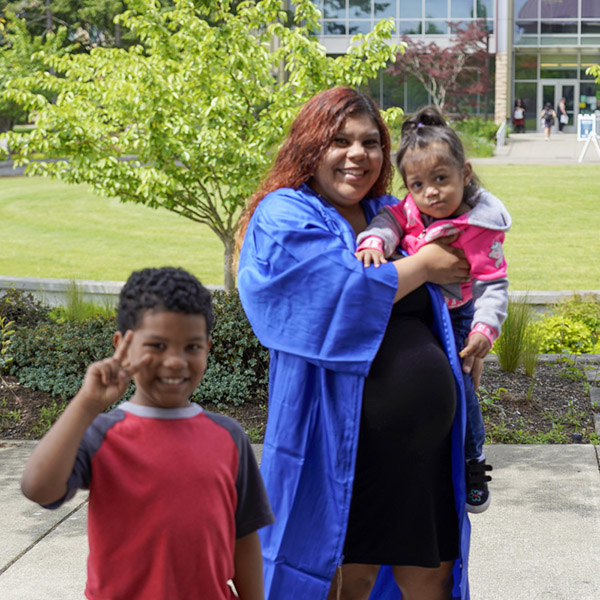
<box><xmin>311</xmin><ymin>0</ymin><xmax>600</xmax><ymax>131</ymax></box>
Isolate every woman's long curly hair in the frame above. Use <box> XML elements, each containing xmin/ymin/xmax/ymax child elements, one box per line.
<box><xmin>236</xmin><ymin>87</ymin><xmax>392</xmax><ymax>250</ymax></box>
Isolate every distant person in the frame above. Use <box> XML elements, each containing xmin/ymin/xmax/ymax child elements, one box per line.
<box><xmin>513</xmin><ymin>98</ymin><xmax>526</xmax><ymax>133</ymax></box>
<box><xmin>541</xmin><ymin>102</ymin><xmax>557</xmax><ymax>141</ymax></box>
<box><xmin>356</xmin><ymin>105</ymin><xmax>510</xmax><ymax>513</ymax></box>
<box><xmin>557</xmin><ymin>97</ymin><xmax>568</xmax><ymax>132</ymax></box>
<box><xmin>21</xmin><ymin>266</ymin><xmax>274</xmax><ymax>600</ymax></box>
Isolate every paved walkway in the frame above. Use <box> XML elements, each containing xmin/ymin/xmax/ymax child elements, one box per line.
<box><xmin>471</xmin><ymin>131</ymin><xmax>600</xmax><ymax>165</ymax></box>
<box><xmin>1</xmin><ymin>441</ymin><xmax>600</xmax><ymax>599</ymax></box>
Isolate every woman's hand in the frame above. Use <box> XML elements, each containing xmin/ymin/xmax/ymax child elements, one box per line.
<box><xmin>415</xmin><ymin>235</ymin><xmax>470</xmax><ymax>285</ymax></box>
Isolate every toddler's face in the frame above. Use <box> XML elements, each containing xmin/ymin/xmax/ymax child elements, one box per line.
<box><xmin>118</xmin><ymin>310</ymin><xmax>211</xmax><ymax>409</ymax></box>
<box><xmin>402</xmin><ymin>142</ymin><xmax>472</xmax><ymax>220</ymax></box>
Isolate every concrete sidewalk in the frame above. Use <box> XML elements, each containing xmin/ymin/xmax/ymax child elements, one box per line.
<box><xmin>1</xmin><ymin>441</ymin><xmax>599</xmax><ymax>599</ymax></box>
<box><xmin>471</xmin><ymin>131</ymin><xmax>600</xmax><ymax>165</ymax></box>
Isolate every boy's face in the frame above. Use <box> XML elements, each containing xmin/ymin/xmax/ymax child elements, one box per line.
<box><xmin>114</xmin><ymin>310</ymin><xmax>211</xmax><ymax>409</ymax></box>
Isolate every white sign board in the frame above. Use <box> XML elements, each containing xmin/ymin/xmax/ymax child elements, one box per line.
<box><xmin>577</xmin><ymin>114</ymin><xmax>597</xmax><ymax>141</ymax></box>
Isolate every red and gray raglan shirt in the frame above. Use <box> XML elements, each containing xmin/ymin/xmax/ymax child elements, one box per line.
<box><xmin>46</xmin><ymin>401</ymin><xmax>274</xmax><ymax>600</ymax></box>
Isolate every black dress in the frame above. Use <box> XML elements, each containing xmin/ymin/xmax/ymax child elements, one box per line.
<box><xmin>343</xmin><ymin>285</ymin><xmax>459</xmax><ymax>567</ymax></box>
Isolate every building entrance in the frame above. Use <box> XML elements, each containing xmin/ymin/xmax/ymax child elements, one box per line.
<box><xmin>539</xmin><ymin>81</ymin><xmax>576</xmax><ymax>133</ymax></box>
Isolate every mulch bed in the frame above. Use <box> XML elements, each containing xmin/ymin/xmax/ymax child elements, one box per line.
<box><xmin>1</xmin><ymin>358</ymin><xmax>598</xmax><ymax>443</ymax></box>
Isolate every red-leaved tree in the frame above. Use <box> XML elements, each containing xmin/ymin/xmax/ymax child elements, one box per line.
<box><xmin>388</xmin><ymin>20</ymin><xmax>492</xmax><ymax>116</ymax></box>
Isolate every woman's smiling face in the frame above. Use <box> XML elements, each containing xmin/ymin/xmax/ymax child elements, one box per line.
<box><xmin>310</xmin><ymin>113</ymin><xmax>384</xmax><ymax>221</ymax></box>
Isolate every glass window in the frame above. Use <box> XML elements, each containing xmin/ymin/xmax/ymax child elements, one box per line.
<box><xmin>515</xmin><ymin>20</ymin><xmax>538</xmax><ymax>34</ymax></box>
<box><xmin>425</xmin><ymin>0</ymin><xmax>447</xmax><ymax>19</ymax></box>
<box><xmin>581</xmin><ymin>57</ymin><xmax>600</xmax><ymax>79</ymax></box>
<box><xmin>540</xmin><ymin>36</ymin><xmax>578</xmax><ymax>45</ymax></box>
<box><xmin>581</xmin><ymin>36</ymin><xmax>600</xmax><ymax>45</ymax></box>
<box><xmin>515</xmin><ymin>0</ymin><xmax>537</xmax><ymax>19</ymax></box>
<box><xmin>515</xmin><ymin>54</ymin><xmax>537</xmax><ymax>79</ymax></box>
<box><xmin>381</xmin><ymin>70</ymin><xmax>405</xmax><ymax>110</ymax></box>
<box><xmin>398</xmin><ymin>20</ymin><xmax>423</xmax><ymax>34</ymax></box>
<box><xmin>514</xmin><ymin>83</ymin><xmax>536</xmax><ymax>131</ymax></box>
<box><xmin>349</xmin><ymin>0</ymin><xmax>370</xmax><ymax>19</ymax></box>
<box><xmin>540</xmin><ymin>54</ymin><xmax>578</xmax><ymax>78</ymax></box>
<box><xmin>323</xmin><ymin>0</ymin><xmax>346</xmax><ymax>19</ymax></box>
<box><xmin>541</xmin><ymin>21</ymin><xmax>577</xmax><ymax>34</ymax></box>
<box><xmin>426</xmin><ymin>20</ymin><xmax>448</xmax><ymax>33</ymax></box>
<box><xmin>582</xmin><ymin>21</ymin><xmax>600</xmax><ymax>34</ymax></box>
<box><xmin>374</xmin><ymin>0</ymin><xmax>396</xmax><ymax>18</ymax></box>
<box><xmin>476</xmin><ymin>0</ymin><xmax>493</xmax><ymax>19</ymax></box>
<box><xmin>400</xmin><ymin>0</ymin><xmax>421</xmax><ymax>18</ymax></box>
<box><xmin>579</xmin><ymin>83</ymin><xmax>599</xmax><ymax>112</ymax></box>
<box><xmin>405</xmin><ymin>75</ymin><xmax>430</xmax><ymax>113</ymax></box>
<box><xmin>583</xmin><ymin>0</ymin><xmax>600</xmax><ymax>18</ymax></box>
<box><xmin>324</xmin><ymin>21</ymin><xmax>347</xmax><ymax>34</ymax></box>
<box><xmin>451</xmin><ymin>0</ymin><xmax>473</xmax><ymax>19</ymax></box>
<box><xmin>349</xmin><ymin>20</ymin><xmax>372</xmax><ymax>34</ymax></box>
<box><xmin>541</xmin><ymin>0</ymin><xmax>574</xmax><ymax>19</ymax></box>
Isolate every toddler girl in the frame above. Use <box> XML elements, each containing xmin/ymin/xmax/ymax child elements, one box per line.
<box><xmin>356</xmin><ymin>106</ymin><xmax>512</xmax><ymax>513</ymax></box>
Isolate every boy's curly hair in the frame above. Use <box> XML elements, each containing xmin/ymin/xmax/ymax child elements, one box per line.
<box><xmin>117</xmin><ymin>267</ymin><xmax>214</xmax><ymax>334</ymax></box>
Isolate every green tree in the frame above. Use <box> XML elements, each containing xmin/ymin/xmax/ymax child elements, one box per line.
<box><xmin>1</xmin><ymin>0</ymin><xmax>402</xmax><ymax>289</ymax></box>
<box><xmin>1</xmin><ymin>0</ymin><xmax>134</xmax><ymax>47</ymax></box>
<box><xmin>0</xmin><ymin>13</ymin><xmax>70</xmax><ymax>132</ymax></box>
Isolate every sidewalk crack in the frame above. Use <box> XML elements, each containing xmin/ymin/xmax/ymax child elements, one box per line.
<box><xmin>0</xmin><ymin>498</ymin><xmax>88</xmax><ymax>576</ymax></box>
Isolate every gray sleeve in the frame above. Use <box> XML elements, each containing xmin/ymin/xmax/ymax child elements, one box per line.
<box><xmin>471</xmin><ymin>277</ymin><xmax>509</xmax><ymax>337</ymax></box>
<box><xmin>356</xmin><ymin>206</ymin><xmax>404</xmax><ymax>256</ymax></box>
<box><xmin>43</xmin><ymin>410</ymin><xmax>126</xmax><ymax>510</ymax></box>
<box><xmin>233</xmin><ymin>432</ymin><xmax>275</xmax><ymax>538</ymax></box>
<box><xmin>205</xmin><ymin>412</ymin><xmax>274</xmax><ymax>538</ymax></box>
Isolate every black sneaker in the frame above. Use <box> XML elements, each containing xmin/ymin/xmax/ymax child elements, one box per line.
<box><xmin>466</xmin><ymin>458</ymin><xmax>493</xmax><ymax>513</ymax></box>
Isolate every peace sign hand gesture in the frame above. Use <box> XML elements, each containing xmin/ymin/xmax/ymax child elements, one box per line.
<box><xmin>79</xmin><ymin>331</ymin><xmax>150</xmax><ymax>413</ymax></box>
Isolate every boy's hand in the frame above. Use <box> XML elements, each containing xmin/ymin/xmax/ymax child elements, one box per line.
<box><xmin>355</xmin><ymin>248</ymin><xmax>388</xmax><ymax>268</ymax></box>
<box><xmin>459</xmin><ymin>332</ymin><xmax>491</xmax><ymax>359</ymax></box>
<box><xmin>79</xmin><ymin>331</ymin><xmax>149</xmax><ymax>412</ymax></box>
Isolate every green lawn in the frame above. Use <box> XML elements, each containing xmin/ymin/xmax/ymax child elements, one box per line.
<box><xmin>0</xmin><ymin>177</ymin><xmax>224</xmax><ymax>285</ymax></box>
<box><xmin>472</xmin><ymin>164</ymin><xmax>600</xmax><ymax>290</ymax></box>
<box><xmin>1</xmin><ymin>167</ymin><xmax>599</xmax><ymax>290</ymax></box>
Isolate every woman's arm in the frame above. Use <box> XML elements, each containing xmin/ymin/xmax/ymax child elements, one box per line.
<box><xmin>391</xmin><ymin>238</ymin><xmax>469</xmax><ymax>303</ymax></box>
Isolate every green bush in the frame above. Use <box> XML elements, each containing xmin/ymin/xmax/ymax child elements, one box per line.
<box><xmin>0</xmin><ymin>288</ymin><xmax>50</xmax><ymax>327</ymax></box>
<box><xmin>8</xmin><ymin>316</ymin><xmax>117</xmax><ymax>399</ymax></box>
<box><xmin>534</xmin><ymin>315</ymin><xmax>595</xmax><ymax>354</ymax></box>
<box><xmin>533</xmin><ymin>294</ymin><xmax>600</xmax><ymax>354</ymax></box>
<box><xmin>452</xmin><ymin>117</ymin><xmax>499</xmax><ymax>142</ymax></box>
<box><xmin>452</xmin><ymin>117</ymin><xmax>498</xmax><ymax>159</ymax></box>
<box><xmin>8</xmin><ymin>289</ymin><xmax>270</xmax><ymax>408</ymax></box>
<box><xmin>197</xmin><ymin>290</ymin><xmax>269</xmax><ymax>408</ymax></box>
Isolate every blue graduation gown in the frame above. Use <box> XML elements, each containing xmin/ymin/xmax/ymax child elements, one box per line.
<box><xmin>238</xmin><ymin>184</ymin><xmax>470</xmax><ymax>600</ymax></box>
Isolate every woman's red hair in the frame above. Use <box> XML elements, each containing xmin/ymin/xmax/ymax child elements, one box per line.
<box><xmin>236</xmin><ymin>87</ymin><xmax>392</xmax><ymax>250</ymax></box>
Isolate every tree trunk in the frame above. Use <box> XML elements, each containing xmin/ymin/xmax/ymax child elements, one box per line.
<box><xmin>114</xmin><ymin>22</ymin><xmax>122</xmax><ymax>48</ymax></box>
<box><xmin>45</xmin><ymin>0</ymin><xmax>53</xmax><ymax>33</ymax></box>
<box><xmin>223</xmin><ymin>236</ymin><xmax>236</xmax><ymax>291</ymax></box>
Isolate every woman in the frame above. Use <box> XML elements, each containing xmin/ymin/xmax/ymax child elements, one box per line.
<box><xmin>557</xmin><ymin>98</ymin><xmax>568</xmax><ymax>133</ymax></box>
<box><xmin>541</xmin><ymin>102</ymin><xmax>557</xmax><ymax>141</ymax></box>
<box><xmin>513</xmin><ymin>98</ymin><xmax>525</xmax><ymax>133</ymax></box>
<box><xmin>237</xmin><ymin>88</ymin><xmax>474</xmax><ymax>600</ymax></box>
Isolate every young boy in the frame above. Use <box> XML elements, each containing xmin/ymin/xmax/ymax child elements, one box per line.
<box><xmin>21</xmin><ymin>267</ymin><xmax>274</xmax><ymax>600</ymax></box>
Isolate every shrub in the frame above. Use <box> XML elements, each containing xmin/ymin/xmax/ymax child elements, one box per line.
<box><xmin>494</xmin><ymin>299</ymin><xmax>534</xmax><ymax>372</ymax></box>
<box><xmin>197</xmin><ymin>290</ymin><xmax>269</xmax><ymax>408</ymax></box>
<box><xmin>534</xmin><ymin>315</ymin><xmax>595</xmax><ymax>354</ymax></box>
<box><xmin>8</xmin><ymin>315</ymin><xmax>117</xmax><ymax>400</ymax></box>
<box><xmin>533</xmin><ymin>294</ymin><xmax>600</xmax><ymax>354</ymax></box>
<box><xmin>452</xmin><ymin>117</ymin><xmax>498</xmax><ymax>158</ymax></box>
<box><xmin>0</xmin><ymin>288</ymin><xmax>50</xmax><ymax>327</ymax></box>
<box><xmin>8</xmin><ymin>289</ymin><xmax>270</xmax><ymax>408</ymax></box>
